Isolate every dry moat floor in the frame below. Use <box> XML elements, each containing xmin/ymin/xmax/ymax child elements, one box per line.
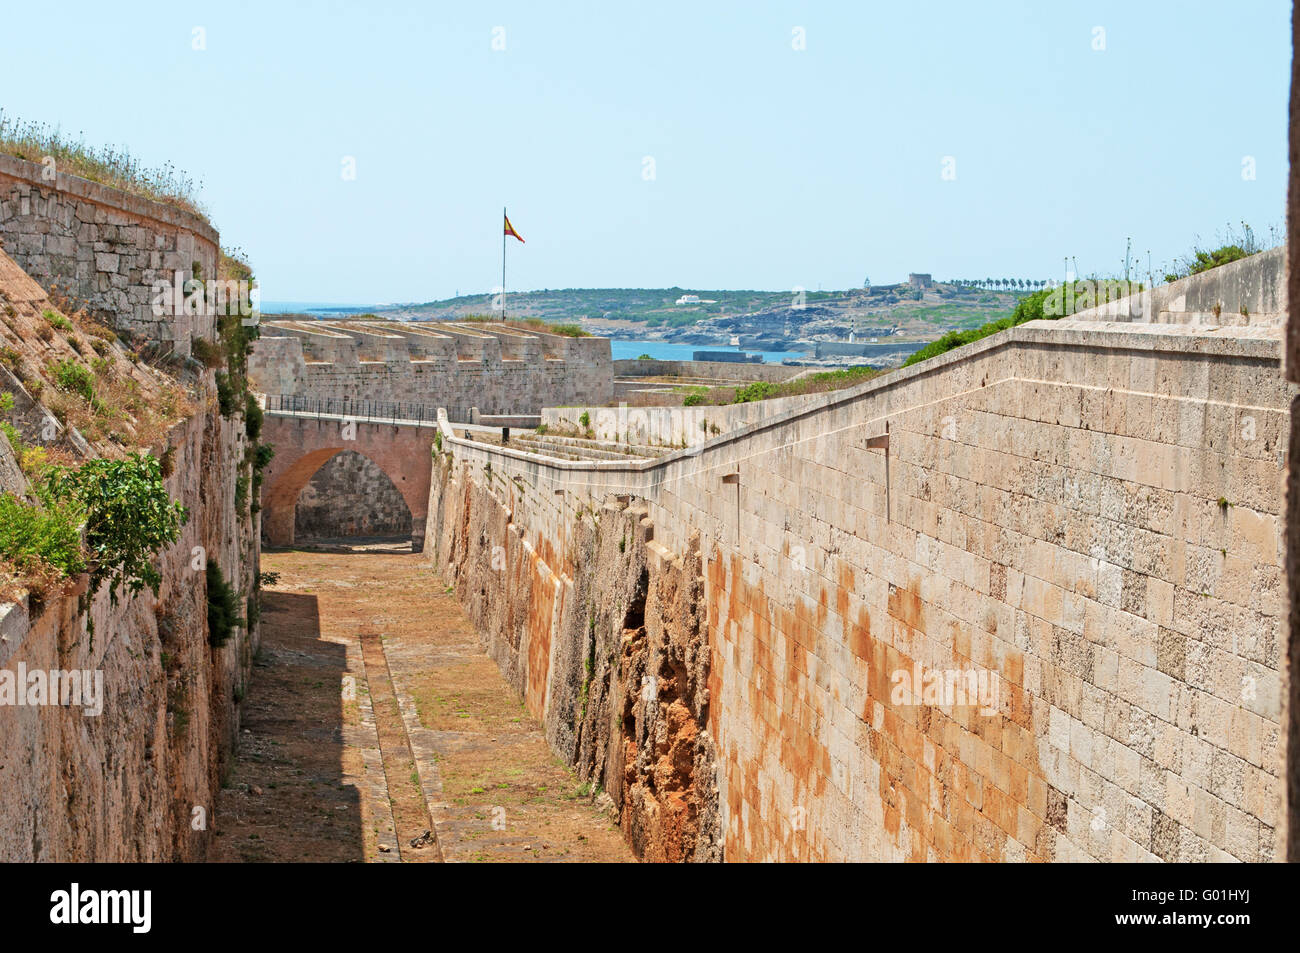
<box><xmin>209</xmin><ymin>544</ymin><xmax>631</xmax><ymax>863</ymax></box>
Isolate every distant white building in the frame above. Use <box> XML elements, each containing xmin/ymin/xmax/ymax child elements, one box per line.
<box><xmin>675</xmin><ymin>294</ymin><xmax>702</xmax><ymax>305</ymax></box>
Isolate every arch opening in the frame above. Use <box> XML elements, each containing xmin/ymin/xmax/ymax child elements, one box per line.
<box><xmin>293</xmin><ymin>450</ymin><xmax>414</xmax><ymax>544</ymax></box>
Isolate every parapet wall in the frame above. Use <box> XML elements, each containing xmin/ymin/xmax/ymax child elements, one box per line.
<box><xmin>429</xmin><ymin>314</ymin><xmax>1291</xmax><ymax>861</ymax></box>
<box><xmin>1071</xmin><ymin>245</ymin><xmax>1286</xmax><ymax>326</ymax></box>
<box><xmin>0</xmin><ymin>153</ymin><xmax>219</xmax><ymax>353</ymax></box>
<box><xmin>543</xmin><ymin>391</ymin><xmax>827</xmax><ymax>447</ymax></box>
<box><xmin>249</xmin><ymin>320</ymin><xmax>613</xmax><ymax>418</ymax></box>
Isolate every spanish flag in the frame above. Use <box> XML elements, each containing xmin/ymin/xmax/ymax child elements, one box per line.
<box><xmin>504</xmin><ymin>213</ymin><xmax>525</xmax><ymax>243</ymax></box>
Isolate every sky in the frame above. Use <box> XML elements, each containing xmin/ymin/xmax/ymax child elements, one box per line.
<box><xmin>0</xmin><ymin>0</ymin><xmax>1291</xmax><ymax>303</ymax></box>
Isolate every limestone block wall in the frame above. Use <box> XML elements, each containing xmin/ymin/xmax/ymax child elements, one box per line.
<box><xmin>614</xmin><ymin>358</ymin><xmax>806</xmax><ymax>382</ymax></box>
<box><xmin>429</xmin><ymin>316</ymin><xmax>1291</xmax><ymax>862</ymax></box>
<box><xmin>249</xmin><ymin>320</ymin><xmax>613</xmax><ymax>418</ymax></box>
<box><xmin>543</xmin><ymin>391</ymin><xmax>827</xmax><ymax>447</ymax></box>
<box><xmin>0</xmin><ymin>154</ymin><xmax>219</xmax><ymax>353</ymax></box>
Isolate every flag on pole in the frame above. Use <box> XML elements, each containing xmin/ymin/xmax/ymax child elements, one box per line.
<box><xmin>504</xmin><ymin>213</ymin><xmax>525</xmax><ymax>243</ymax></box>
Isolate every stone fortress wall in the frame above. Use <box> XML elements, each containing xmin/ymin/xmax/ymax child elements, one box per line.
<box><xmin>249</xmin><ymin>319</ymin><xmax>613</xmax><ymax>420</ymax></box>
<box><xmin>0</xmin><ymin>153</ymin><xmax>219</xmax><ymax>355</ymax></box>
<box><xmin>248</xmin><ymin>320</ymin><xmax>613</xmax><ymax>540</ymax></box>
<box><xmin>426</xmin><ymin>249</ymin><xmax>1294</xmax><ymax>862</ymax></box>
<box><xmin>0</xmin><ymin>159</ymin><xmax>258</xmax><ymax>860</ymax></box>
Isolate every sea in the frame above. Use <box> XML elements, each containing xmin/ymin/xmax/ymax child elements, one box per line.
<box><xmin>607</xmin><ymin>340</ymin><xmax>807</xmax><ymax>364</ymax></box>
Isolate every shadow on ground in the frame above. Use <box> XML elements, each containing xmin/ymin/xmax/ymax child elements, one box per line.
<box><xmin>209</xmin><ymin>589</ymin><xmax>363</xmax><ymax>862</ymax></box>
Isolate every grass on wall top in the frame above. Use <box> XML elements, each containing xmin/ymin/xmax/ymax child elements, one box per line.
<box><xmin>0</xmin><ymin>111</ymin><xmax>208</xmax><ymax>222</ymax></box>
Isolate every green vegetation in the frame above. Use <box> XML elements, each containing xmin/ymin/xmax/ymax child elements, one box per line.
<box><xmin>902</xmin><ymin>287</ymin><xmax>1067</xmax><ymax>367</ymax></box>
<box><xmin>460</xmin><ymin>315</ymin><xmax>591</xmax><ymax>337</ymax></box>
<box><xmin>206</xmin><ymin>560</ymin><xmax>243</xmax><ymax>648</ymax></box>
<box><xmin>732</xmin><ymin>381</ymin><xmax>777</xmax><ymax>403</ymax></box>
<box><xmin>43</xmin><ymin>309</ymin><xmax>72</xmax><ymax>332</ymax></box>
<box><xmin>0</xmin><ymin>110</ymin><xmax>207</xmax><ymax>219</ymax></box>
<box><xmin>1162</xmin><ymin>223</ymin><xmax>1273</xmax><ymax>282</ymax></box>
<box><xmin>1</xmin><ymin>452</ymin><xmax>185</xmax><ymax>606</ymax></box>
<box><xmin>1165</xmin><ymin>245</ymin><xmax>1253</xmax><ymax>282</ymax></box>
<box><xmin>397</xmin><ymin>287</ymin><xmax>876</xmax><ymax>326</ymax></box>
<box><xmin>248</xmin><ymin>443</ymin><xmax>274</xmax><ymax>516</ymax></box>
<box><xmin>41</xmin><ymin>453</ymin><xmax>187</xmax><ymax>602</ymax></box>
<box><xmin>244</xmin><ymin>394</ymin><xmax>263</xmax><ymax>441</ymax></box>
<box><xmin>0</xmin><ymin>492</ymin><xmax>86</xmax><ymax>581</ymax></box>
<box><xmin>679</xmin><ymin>365</ymin><xmax>882</xmax><ymax>407</ymax></box>
<box><xmin>52</xmin><ymin>358</ymin><xmax>95</xmax><ymax>404</ymax></box>
<box><xmin>215</xmin><ymin>372</ymin><xmax>237</xmax><ymax>416</ymax></box>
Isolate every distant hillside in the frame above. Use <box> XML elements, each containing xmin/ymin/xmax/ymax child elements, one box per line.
<box><xmin>379</xmin><ymin>287</ymin><xmax>820</xmax><ymax>324</ymax></box>
<box><xmin>377</xmin><ymin>282</ymin><xmax>1024</xmax><ymax>342</ymax></box>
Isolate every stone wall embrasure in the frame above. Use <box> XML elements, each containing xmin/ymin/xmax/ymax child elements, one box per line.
<box><xmin>429</xmin><ymin>313</ymin><xmax>1292</xmax><ymax>862</ymax></box>
<box><xmin>249</xmin><ymin>320</ymin><xmax>613</xmax><ymax>419</ymax></box>
<box><xmin>0</xmin><ymin>154</ymin><xmax>219</xmax><ymax>354</ymax></box>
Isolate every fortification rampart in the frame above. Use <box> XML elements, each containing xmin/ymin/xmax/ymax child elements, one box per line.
<box><xmin>249</xmin><ymin>320</ymin><xmax>613</xmax><ymax>419</ymax></box>
<box><xmin>428</xmin><ymin>312</ymin><xmax>1292</xmax><ymax>862</ymax></box>
<box><xmin>0</xmin><ymin>153</ymin><xmax>219</xmax><ymax>353</ymax></box>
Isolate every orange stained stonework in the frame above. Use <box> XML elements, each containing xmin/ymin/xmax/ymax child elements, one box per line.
<box><xmin>706</xmin><ymin>543</ymin><xmax>1052</xmax><ymax>862</ymax></box>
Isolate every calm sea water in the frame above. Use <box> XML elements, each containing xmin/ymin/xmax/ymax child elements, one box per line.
<box><xmin>260</xmin><ymin>300</ymin><xmax>377</xmax><ymax>315</ymax></box>
<box><xmin>609</xmin><ymin>339</ymin><xmax>808</xmax><ymax>364</ymax></box>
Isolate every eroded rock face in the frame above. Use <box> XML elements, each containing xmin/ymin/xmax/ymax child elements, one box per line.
<box><xmin>427</xmin><ymin>460</ymin><xmax>721</xmax><ymax>861</ymax></box>
<box><xmin>0</xmin><ymin>408</ymin><xmax>260</xmax><ymax>862</ymax></box>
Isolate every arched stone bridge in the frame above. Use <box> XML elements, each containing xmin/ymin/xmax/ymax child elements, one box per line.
<box><xmin>260</xmin><ymin>409</ymin><xmax>436</xmax><ymax>548</ymax></box>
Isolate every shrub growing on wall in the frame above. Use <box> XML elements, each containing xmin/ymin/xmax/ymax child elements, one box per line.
<box><xmin>41</xmin><ymin>452</ymin><xmax>187</xmax><ymax>603</ymax></box>
<box><xmin>206</xmin><ymin>560</ymin><xmax>242</xmax><ymax>647</ymax></box>
<box><xmin>0</xmin><ymin>492</ymin><xmax>86</xmax><ymax>581</ymax></box>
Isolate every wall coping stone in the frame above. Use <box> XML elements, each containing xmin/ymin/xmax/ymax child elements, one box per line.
<box><xmin>436</xmin><ymin>319</ymin><xmax>1285</xmax><ymax>477</ymax></box>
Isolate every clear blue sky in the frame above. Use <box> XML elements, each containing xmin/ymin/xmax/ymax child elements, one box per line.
<box><xmin>0</xmin><ymin>0</ymin><xmax>1290</xmax><ymax>303</ymax></box>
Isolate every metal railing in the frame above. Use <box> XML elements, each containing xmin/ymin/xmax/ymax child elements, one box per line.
<box><xmin>263</xmin><ymin>393</ymin><xmax>459</xmax><ymax>424</ymax></box>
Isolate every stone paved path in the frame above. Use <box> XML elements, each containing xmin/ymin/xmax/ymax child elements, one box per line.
<box><xmin>209</xmin><ymin>544</ymin><xmax>632</xmax><ymax>863</ymax></box>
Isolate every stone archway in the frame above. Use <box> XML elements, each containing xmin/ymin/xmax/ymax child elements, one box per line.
<box><xmin>294</xmin><ymin>450</ymin><xmax>414</xmax><ymax>541</ymax></box>
<box><xmin>259</xmin><ymin>415</ymin><xmax>435</xmax><ymax>549</ymax></box>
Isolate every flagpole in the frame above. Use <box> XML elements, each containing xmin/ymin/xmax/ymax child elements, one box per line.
<box><xmin>502</xmin><ymin>206</ymin><xmax>507</xmax><ymax>321</ymax></box>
